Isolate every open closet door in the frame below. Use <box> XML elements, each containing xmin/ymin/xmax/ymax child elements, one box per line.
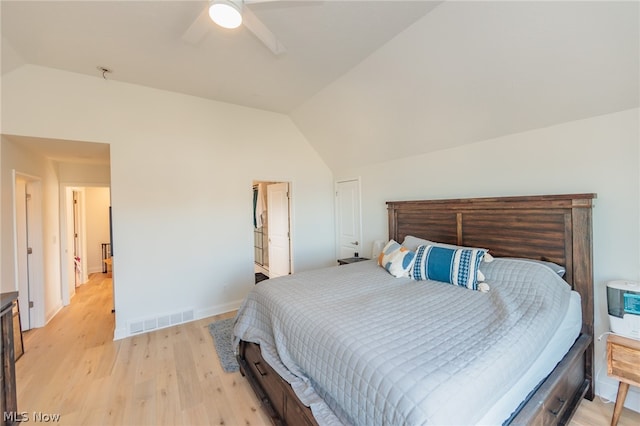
<box><xmin>267</xmin><ymin>182</ymin><xmax>291</xmax><ymax>278</ymax></box>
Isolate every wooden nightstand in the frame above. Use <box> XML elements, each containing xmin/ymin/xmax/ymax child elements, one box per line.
<box><xmin>607</xmin><ymin>333</ymin><xmax>640</xmax><ymax>426</ymax></box>
<box><xmin>337</xmin><ymin>257</ymin><xmax>369</xmax><ymax>265</ymax></box>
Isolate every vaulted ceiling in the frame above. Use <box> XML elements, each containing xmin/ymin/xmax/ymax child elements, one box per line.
<box><xmin>2</xmin><ymin>1</ymin><xmax>638</xmax><ymax>171</ymax></box>
<box><xmin>1</xmin><ymin>1</ymin><xmax>439</xmax><ymax>113</ymax></box>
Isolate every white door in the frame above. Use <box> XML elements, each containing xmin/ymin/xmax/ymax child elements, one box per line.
<box><xmin>267</xmin><ymin>182</ymin><xmax>291</xmax><ymax>278</ymax></box>
<box><xmin>15</xmin><ymin>176</ymin><xmax>44</xmax><ymax>330</ymax></box>
<box><xmin>336</xmin><ymin>179</ymin><xmax>362</xmax><ymax>259</ymax></box>
<box><xmin>15</xmin><ymin>178</ymin><xmax>31</xmax><ymax>330</ymax></box>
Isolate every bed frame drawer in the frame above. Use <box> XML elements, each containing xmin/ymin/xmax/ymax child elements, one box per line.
<box><xmin>539</xmin><ymin>361</ymin><xmax>585</xmax><ymax>424</ymax></box>
<box><xmin>285</xmin><ymin>392</ymin><xmax>316</xmax><ymax>426</ymax></box>
<box><xmin>512</xmin><ymin>334</ymin><xmax>591</xmax><ymax>425</ymax></box>
<box><xmin>238</xmin><ymin>341</ymin><xmax>318</xmax><ymax>426</ymax></box>
<box><xmin>241</xmin><ymin>341</ymin><xmax>286</xmax><ymax>421</ymax></box>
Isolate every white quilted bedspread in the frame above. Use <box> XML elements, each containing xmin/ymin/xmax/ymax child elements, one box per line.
<box><xmin>233</xmin><ymin>258</ymin><xmax>571</xmax><ymax>425</ymax></box>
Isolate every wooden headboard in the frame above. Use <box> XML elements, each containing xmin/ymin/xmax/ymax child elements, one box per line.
<box><xmin>387</xmin><ymin>193</ymin><xmax>596</xmax><ymax>398</ymax></box>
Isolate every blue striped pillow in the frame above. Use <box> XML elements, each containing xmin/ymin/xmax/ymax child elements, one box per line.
<box><xmin>410</xmin><ymin>245</ymin><xmax>487</xmax><ymax>290</ymax></box>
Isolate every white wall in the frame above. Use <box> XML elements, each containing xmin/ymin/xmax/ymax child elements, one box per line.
<box><xmin>291</xmin><ymin>1</ymin><xmax>638</xmax><ymax>172</ymax></box>
<box><xmin>5</xmin><ymin>62</ymin><xmax>634</xmax><ymax>407</ymax></box>
<box><xmin>1</xmin><ymin>65</ymin><xmax>335</xmax><ymax>340</ymax></box>
<box><xmin>0</xmin><ymin>135</ymin><xmax>62</xmax><ymax>325</ymax></box>
<box><xmin>335</xmin><ymin>108</ymin><xmax>640</xmax><ymax>410</ymax></box>
<box><xmin>58</xmin><ymin>162</ymin><xmax>111</xmax><ymax>185</ymax></box>
<box><xmin>84</xmin><ymin>187</ymin><xmax>111</xmax><ymax>274</ymax></box>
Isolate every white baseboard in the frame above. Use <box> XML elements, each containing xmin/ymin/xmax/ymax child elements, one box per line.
<box><xmin>195</xmin><ymin>299</ymin><xmax>243</xmax><ymax>320</ymax></box>
<box><xmin>113</xmin><ymin>326</ymin><xmax>128</xmax><ymax>341</ymax></box>
<box><xmin>44</xmin><ymin>302</ymin><xmax>64</xmax><ymax>326</ymax></box>
<box><xmin>112</xmin><ymin>299</ymin><xmax>244</xmax><ymax>341</ymax></box>
<box><xmin>254</xmin><ymin>263</ymin><xmax>269</xmax><ymax>276</ymax></box>
<box><xmin>597</xmin><ymin>376</ymin><xmax>640</xmax><ymax>413</ymax></box>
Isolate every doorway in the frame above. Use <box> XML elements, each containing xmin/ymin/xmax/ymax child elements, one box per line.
<box><xmin>252</xmin><ymin>181</ymin><xmax>292</xmax><ymax>280</ymax></box>
<box><xmin>72</xmin><ymin>190</ymin><xmax>84</xmax><ymax>287</ymax></box>
<box><xmin>335</xmin><ymin>178</ymin><xmax>363</xmax><ymax>259</ymax></box>
<box><xmin>60</xmin><ymin>185</ymin><xmax>111</xmax><ymax>305</ymax></box>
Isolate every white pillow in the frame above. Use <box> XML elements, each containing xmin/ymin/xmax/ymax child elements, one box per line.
<box><xmin>500</xmin><ymin>257</ymin><xmax>566</xmax><ymax>277</ymax></box>
<box><xmin>402</xmin><ymin>235</ymin><xmax>493</xmax><ymax>262</ymax></box>
<box><xmin>378</xmin><ymin>240</ymin><xmax>416</xmax><ymax>278</ymax></box>
<box><xmin>401</xmin><ymin>235</ymin><xmax>434</xmax><ymax>251</ymax></box>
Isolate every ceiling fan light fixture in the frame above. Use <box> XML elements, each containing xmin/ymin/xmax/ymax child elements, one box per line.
<box><xmin>209</xmin><ymin>0</ymin><xmax>243</xmax><ymax>29</ymax></box>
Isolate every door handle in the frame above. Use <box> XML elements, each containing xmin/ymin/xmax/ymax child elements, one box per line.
<box><xmin>254</xmin><ymin>362</ymin><xmax>268</xmax><ymax>377</ymax></box>
<box><xmin>548</xmin><ymin>396</ymin><xmax>566</xmax><ymax>416</ymax></box>
<box><xmin>351</xmin><ymin>241</ymin><xmax>359</xmax><ymax>246</ymax></box>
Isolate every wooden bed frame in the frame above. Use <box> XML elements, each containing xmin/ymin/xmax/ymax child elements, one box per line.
<box><xmin>238</xmin><ymin>193</ymin><xmax>596</xmax><ymax>425</ymax></box>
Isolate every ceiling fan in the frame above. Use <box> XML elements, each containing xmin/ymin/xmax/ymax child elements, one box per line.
<box><xmin>182</xmin><ymin>0</ymin><xmax>286</xmax><ymax>55</ymax></box>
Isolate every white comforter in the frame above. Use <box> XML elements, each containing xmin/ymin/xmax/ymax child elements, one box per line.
<box><xmin>233</xmin><ymin>258</ymin><xmax>572</xmax><ymax>425</ymax></box>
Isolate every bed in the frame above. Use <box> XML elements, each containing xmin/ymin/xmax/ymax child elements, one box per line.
<box><xmin>235</xmin><ymin>193</ymin><xmax>595</xmax><ymax>425</ymax></box>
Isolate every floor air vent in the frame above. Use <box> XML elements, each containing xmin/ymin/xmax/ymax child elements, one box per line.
<box><xmin>128</xmin><ymin>308</ymin><xmax>196</xmax><ymax>336</ymax></box>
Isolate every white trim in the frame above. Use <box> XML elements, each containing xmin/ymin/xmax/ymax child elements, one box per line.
<box><xmin>195</xmin><ymin>300</ymin><xmax>244</xmax><ymax>320</ymax></box>
<box><xmin>113</xmin><ymin>299</ymin><xmax>243</xmax><ymax>341</ymax></box>
<box><xmin>596</xmin><ymin>377</ymin><xmax>640</xmax><ymax>413</ymax></box>
<box><xmin>251</xmin><ymin>178</ymin><xmax>294</xmax><ymax>275</ymax></box>
<box><xmin>286</xmin><ymin>181</ymin><xmax>294</xmax><ymax>275</ymax></box>
<box><xmin>77</xmin><ymin>188</ymin><xmax>89</xmax><ymax>284</ymax></box>
<box><xmin>59</xmin><ymin>183</ymin><xmax>111</xmax><ymax>306</ymax></box>
<box><xmin>11</xmin><ymin>170</ymin><xmax>19</xmax><ymax>294</ymax></box>
<box><xmin>59</xmin><ymin>187</ymin><xmax>73</xmax><ymax>305</ymax></box>
<box><xmin>45</xmin><ymin>303</ymin><xmax>64</xmax><ymax>325</ymax></box>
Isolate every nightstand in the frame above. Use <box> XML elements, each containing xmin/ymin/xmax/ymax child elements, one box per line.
<box><xmin>337</xmin><ymin>257</ymin><xmax>369</xmax><ymax>265</ymax></box>
<box><xmin>607</xmin><ymin>333</ymin><xmax>640</xmax><ymax>426</ymax></box>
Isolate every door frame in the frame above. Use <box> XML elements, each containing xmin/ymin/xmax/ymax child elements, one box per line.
<box><xmin>12</xmin><ymin>170</ymin><xmax>45</xmax><ymax>329</ymax></box>
<box><xmin>59</xmin><ymin>183</ymin><xmax>110</xmax><ymax>306</ymax></box>
<box><xmin>70</xmin><ymin>188</ymin><xmax>88</xmax><ymax>288</ymax></box>
<box><xmin>252</xmin><ymin>179</ymin><xmax>294</xmax><ymax>276</ymax></box>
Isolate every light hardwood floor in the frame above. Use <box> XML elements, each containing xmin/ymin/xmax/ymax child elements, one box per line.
<box><xmin>16</xmin><ymin>273</ymin><xmax>640</xmax><ymax>425</ymax></box>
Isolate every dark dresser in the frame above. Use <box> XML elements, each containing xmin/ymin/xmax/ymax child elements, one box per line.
<box><xmin>0</xmin><ymin>292</ymin><xmax>18</xmax><ymax>425</ymax></box>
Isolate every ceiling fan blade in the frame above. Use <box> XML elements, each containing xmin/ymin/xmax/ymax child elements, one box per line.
<box><xmin>182</xmin><ymin>0</ymin><xmax>286</xmax><ymax>54</ymax></box>
<box><xmin>182</xmin><ymin>6</ymin><xmax>211</xmax><ymax>45</ymax></box>
<box><xmin>242</xmin><ymin>5</ymin><xmax>286</xmax><ymax>55</ymax></box>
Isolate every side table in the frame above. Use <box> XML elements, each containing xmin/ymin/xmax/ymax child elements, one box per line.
<box><xmin>607</xmin><ymin>333</ymin><xmax>640</xmax><ymax>426</ymax></box>
<box><xmin>337</xmin><ymin>257</ymin><xmax>369</xmax><ymax>265</ymax></box>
